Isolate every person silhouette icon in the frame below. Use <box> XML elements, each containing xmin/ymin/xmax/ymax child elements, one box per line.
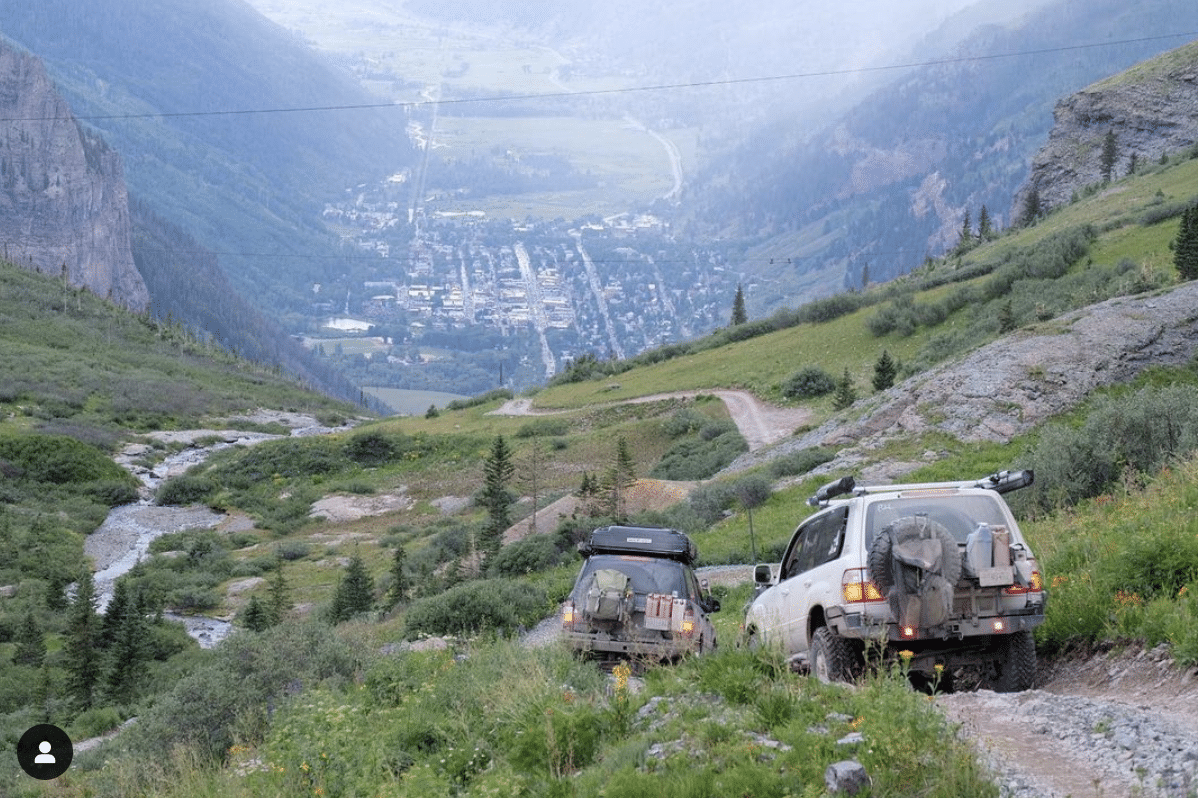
<box><xmin>17</xmin><ymin>722</ymin><xmax>72</xmax><ymax>779</ymax></box>
<box><xmin>34</xmin><ymin>741</ymin><xmax>56</xmax><ymax>764</ymax></box>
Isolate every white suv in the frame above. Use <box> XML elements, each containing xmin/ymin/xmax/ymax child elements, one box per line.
<box><xmin>744</xmin><ymin>471</ymin><xmax>1045</xmax><ymax>691</ymax></box>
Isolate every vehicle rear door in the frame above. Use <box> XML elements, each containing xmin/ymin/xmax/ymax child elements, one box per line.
<box><xmin>773</xmin><ymin>506</ymin><xmax>848</xmax><ymax>653</ymax></box>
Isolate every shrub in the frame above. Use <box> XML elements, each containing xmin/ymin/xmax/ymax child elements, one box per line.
<box><xmin>487</xmin><ymin>535</ymin><xmax>566</xmax><ymax>577</ymax></box>
<box><xmin>782</xmin><ymin>367</ymin><xmax>836</xmax><ymax>400</ymax></box>
<box><xmin>156</xmin><ymin>475</ymin><xmax>217</xmax><ymax>506</ymax></box>
<box><xmin>402</xmin><ymin>579</ymin><xmax>548</xmax><ymax>639</ymax></box>
<box><xmin>515</xmin><ymin>418</ymin><xmax>571</xmax><ymax>438</ymax></box>
<box><xmin>768</xmin><ymin>447</ymin><xmax>836</xmax><ymax>478</ymax></box>
<box><xmin>344</xmin><ymin>430</ymin><xmax>400</xmax><ymax>466</ymax></box>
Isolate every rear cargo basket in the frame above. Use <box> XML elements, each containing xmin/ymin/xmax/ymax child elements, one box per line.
<box><xmin>579</xmin><ymin>526</ymin><xmax>698</xmax><ymax>565</ymax></box>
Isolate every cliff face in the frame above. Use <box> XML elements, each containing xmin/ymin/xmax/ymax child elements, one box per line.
<box><xmin>1013</xmin><ymin>40</ymin><xmax>1198</xmax><ymax>220</ymax></box>
<box><xmin>0</xmin><ymin>41</ymin><xmax>148</xmax><ymax>311</ymax></box>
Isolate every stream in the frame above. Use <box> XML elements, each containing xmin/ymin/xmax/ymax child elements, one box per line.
<box><xmin>84</xmin><ymin>425</ymin><xmax>295</xmax><ymax>649</ymax></box>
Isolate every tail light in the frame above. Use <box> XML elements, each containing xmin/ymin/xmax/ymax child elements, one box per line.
<box><xmin>681</xmin><ymin>606</ymin><xmax>696</xmax><ymax>637</ymax></box>
<box><xmin>561</xmin><ymin>600</ymin><xmax>576</xmax><ymax>630</ymax></box>
<box><xmin>842</xmin><ymin>569</ymin><xmax>886</xmax><ymax>603</ymax></box>
<box><xmin>1003</xmin><ymin>564</ymin><xmax>1044</xmax><ymax>596</ymax></box>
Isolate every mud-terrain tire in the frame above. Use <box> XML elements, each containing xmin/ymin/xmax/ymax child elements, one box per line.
<box><xmin>810</xmin><ymin>626</ymin><xmax>862</xmax><ymax>684</ymax></box>
<box><xmin>868</xmin><ymin>517</ymin><xmax>962</xmax><ymax>592</ymax></box>
<box><xmin>991</xmin><ymin>630</ymin><xmax>1036</xmax><ymax>692</ymax></box>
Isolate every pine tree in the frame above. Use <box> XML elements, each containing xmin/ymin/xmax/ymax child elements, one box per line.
<box><xmin>956</xmin><ymin>209</ymin><xmax>974</xmax><ymax>253</ymax></box>
<box><xmin>386</xmin><ymin>544</ymin><xmax>410</xmax><ymax>608</ymax></box>
<box><xmin>329</xmin><ymin>553</ymin><xmax>375</xmax><ymax>623</ymax></box>
<box><xmin>101</xmin><ymin>578</ymin><xmax>129</xmax><ymax>648</ymax></box>
<box><xmin>832</xmin><ymin>368</ymin><xmax>857</xmax><ymax>410</ymax></box>
<box><xmin>978</xmin><ymin>205</ymin><xmax>995</xmax><ymax>240</ymax></box>
<box><xmin>1175</xmin><ymin>204</ymin><xmax>1198</xmax><ymax>281</ymax></box>
<box><xmin>105</xmin><ymin>593</ymin><xmax>149</xmax><ymax>704</ymax></box>
<box><xmin>64</xmin><ymin>568</ymin><xmax>101</xmax><ymax>709</ymax></box>
<box><xmin>730</xmin><ymin>284</ymin><xmax>748</xmax><ymax>326</ymax></box>
<box><xmin>241</xmin><ymin>594</ymin><xmax>270</xmax><ymax>632</ymax></box>
<box><xmin>1101</xmin><ymin>128</ymin><xmax>1118</xmax><ymax>183</ymax></box>
<box><xmin>478</xmin><ymin>435</ymin><xmax>515</xmax><ymax>564</ymax></box>
<box><xmin>872</xmin><ymin>350</ymin><xmax>898</xmax><ymax>392</ymax></box>
<box><xmin>12</xmin><ymin>610</ymin><xmax>45</xmax><ymax>667</ymax></box>
<box><xmin>266</xmin><ymin>559</ymin><xmax>291</xmax><ymax>626</ymax></box>
<box><xmin>1020</xmin><ymin>187</ymin><xmax>1042</xmax><ymax>227</ymax></box>
<box><xmin>998</xmin><ymin>299</ymin><xmax>1017</xmax><ymax>333</ymax></box>
<box><xmin>601</xmin><ymin>436</ymin><xmax>638</xmax><ymax>521</ymax></box>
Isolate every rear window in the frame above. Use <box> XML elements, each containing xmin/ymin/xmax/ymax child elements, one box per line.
<box><xmin>864</xmin><ymin>494</ymin><xmax>1011</xmax><ymax>547</ymax></box>
<box><xmin>573</xmin><ymin>555</ymin><xmax>692</xmax><ymax>600</ymax></box>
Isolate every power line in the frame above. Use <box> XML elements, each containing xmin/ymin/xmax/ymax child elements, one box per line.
<box><xmin>4</xmin><ymin>30</ymin><xmax>1196</xmax><ymax>124</ymax></box>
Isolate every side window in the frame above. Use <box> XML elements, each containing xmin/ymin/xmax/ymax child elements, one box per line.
<box><xmin>784</xmin><ymin>508</ymin><xmax>848</xmax><ymax>578</ymax></box>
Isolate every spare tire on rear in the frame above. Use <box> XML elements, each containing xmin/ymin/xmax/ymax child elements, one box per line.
<box><xmin>868</xmin><ymin>516</ymin><xmax>961</xmax><ymax>629</ymax></box>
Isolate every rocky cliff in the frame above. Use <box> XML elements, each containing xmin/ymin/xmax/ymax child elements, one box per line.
<box><xmin>1013</xmin><ymin>39</ymin><xmax>1198</xmax><ymax>219</ymax></box>
<box><xmin>0</xmin><ymin>40</ymin><xmax>148</xmax><ymax>311</ymax></box>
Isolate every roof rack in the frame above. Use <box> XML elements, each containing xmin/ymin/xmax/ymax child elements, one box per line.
<box><xmin>807</xmin><ymin>469</ymin><xmax>1033</xmax><ymax>507</ymax></box>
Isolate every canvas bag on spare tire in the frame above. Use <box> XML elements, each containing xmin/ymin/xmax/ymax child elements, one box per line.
<box><xmin>585</xmin><ymin>568</ymin><xmax>632</xmax><ymax>621</ymax></box>
<box><xmin>868</xmin><ymin>516</ymin><xmax>961</xmax><ymax>629</ymax></box>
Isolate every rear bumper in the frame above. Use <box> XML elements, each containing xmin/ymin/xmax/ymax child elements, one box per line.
<box><xmin>828</xmin><ymin>605</ymin><xmax>1045</xmax><ymax>643</ymax></box>
<box><xmin>562</xmin><ymin>629</ymin><xmax>699</xmax><ymax>658</ymax></box>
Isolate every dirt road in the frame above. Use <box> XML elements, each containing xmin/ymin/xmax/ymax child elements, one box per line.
<box><xmin>492</xmin><ymin>389</ymin><xmax>810</xmax><ymax>452</ymax></box>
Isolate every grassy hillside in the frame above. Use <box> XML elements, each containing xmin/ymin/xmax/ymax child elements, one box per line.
<box><xmin>4</xmin><ymin>147</ymin><xmax>1198</xmax><ymax>796</ymax></box>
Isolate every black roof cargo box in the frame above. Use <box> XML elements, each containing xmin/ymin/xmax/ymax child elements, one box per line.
<box><xmin>579</xmin><ymin>525</ymin><xmax>698</xmax><ymax>565</ymax></box>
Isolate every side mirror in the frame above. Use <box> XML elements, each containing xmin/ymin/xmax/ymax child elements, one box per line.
<box><xmin>754</xmin><ymin>564</ymin><xmax>773</xmax><ymax>585</ymax></box>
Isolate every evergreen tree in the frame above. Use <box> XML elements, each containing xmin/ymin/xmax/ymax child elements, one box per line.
<box><xmin>105</xmin><ymin>593</ymin><xmax>149</xmax><ymax>704</ymax></box>
<box><xmin>956</xmin><ymin>209</ymin><xmax>974</xmax><ymax>253</ymax></box>
<box><xmin>478</xmin><ymin>435</ymin><xmax>515</xmax><ymax>564</ymax></box>
<box><xmin>872</xmin><ymin>350</ymin><xmax>898</xmax><ymax>392</ymax></box>
<box><xmin>386</xmin><ymin>544</ymin><xmax>410</xmax><ymax>608</ymax></box>
<box><xmin>601</xmin><ymin>436</ymin><xmax>638</xmax><ymax>521</ymax></box>
<box><xmin>730</xmin><ymin>284</ymin><xmax>748</xmax><ymax>326</ymax></box>
<box><xmin>1101</xmin><ymin>128</ymin><xmax>1118</xmax><ymax>183</ymax></box>
<box><xmin>998</xmin><ymin>299</ymin><xmax>1017</xmax><ymax>334</ymax></box>
<box><xmin>1175</xmin><ymin>204</ymin><xmax>1198</xmax><ymax>281</ymax></box>
<box><xmin>240</xmin><ymin>594</ymin><xmax>270</xmax><ymax>632</ymax></box>
<box><xmin>1020</xmin><ymin>187</ymin><xmax>1043</xmax><ymax>227</ymax></box>
<box><xmin>978</xmin><ymin>205</ymin><xmax>995</xmax><ymax>240</ymax></box>
<box><xmin>266</xmin><ymin>559</ymin><xmax>291</xmax><ymax>626</ymax></box>
<box><xmin>329</xmin><ymin>553</ymin><xmax>375</xmax><ymax>623</ymax></box>
<box><xmin>100</xmin><ymin>577</ymin><xmax>129</xmax><ymax>648</ymax></box>
<box><xmin>64</xmin><ymin>568</ymin><xmax>101</xmax><ymax>709</ymax></box>
<box><xmin>832</xmin><ymin>368</ymin><xmax>857</xmax><ymax>410</ymax></box>
<box><xmin>12</xmin><ymin>610</ymin><xmax>45</xmax><ymax>667</ymax></box>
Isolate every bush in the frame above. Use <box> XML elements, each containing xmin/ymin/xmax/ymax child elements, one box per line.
<box><xmin>515</xmin><ymin>418</ymin><xmax>571</xmax><ymax>438</ymax></box>
<box><xmin>487</xmin><ymin>535</ymin><xmax>566</xmax><ymax>577</ymax></box>
<box><xmin>156</xmin><ymin>474</ymin><xmax>217</xmax><ymax>506</ymax></box>
<box><xmin>782</xmin><ymin>367</ymin><xmax>837</xmax><ymax>400</ymax></box>
<box><xmin>769</xmin><ymin>447</ymin><xmax>836</xmax><ymax>478</ymax></box>
<box><xmin>650</xmin><ymin>424</ymin><xmax>747</xmax><ymax>481</ymax></box>
<box><xmin>1024</xmin><ymin>384</ymin><xmax>1198</xmax><ymax>511</ymax></box>
<box><xmin>402</xmin><ymin>579</ymin><xmax>548</xmax><ymax>639</ymax></box>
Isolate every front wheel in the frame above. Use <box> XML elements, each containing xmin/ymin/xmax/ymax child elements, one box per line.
<box><xmin>809</xmin><ymin>626</ymin><xmax>863</xmax><ymax>684</ymax></box>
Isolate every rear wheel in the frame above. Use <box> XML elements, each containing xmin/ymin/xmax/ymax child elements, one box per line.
<box><xmin>991</xmin><ymin>630</ymin><xmax>1036</xmax><ymax>692</ymax></box>
<box><xmin>809</xmin><ymin>626</ymin><xmax>862</xmax><ymax>684</ymax></box>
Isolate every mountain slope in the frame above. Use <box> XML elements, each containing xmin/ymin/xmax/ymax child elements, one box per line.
<box><xmin>0</xmin><ymin>0</ymin><xmax>416</xmax><ymax>315</ymax></box>
<box><xmin>688</xmin><ymin>0</ymin><xmax>1198</xmax><ymax>312</ymax></box>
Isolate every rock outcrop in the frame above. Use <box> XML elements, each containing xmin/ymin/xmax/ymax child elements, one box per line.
<box><xmin>730</xmin><ymin>281</ymin><xmax>1198</xmax><ymax>481</ymax></box>
<box><xmin>0</xmin><ymin>40</ymin><xmax>148</xmax><ymax>311</ymax></box>
<box><xmin>1013</xmin><ymin>39</ymin><xmax>1198</xmax><ymax>219</ymax></box>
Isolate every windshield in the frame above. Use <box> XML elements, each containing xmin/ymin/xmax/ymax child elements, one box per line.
<box><xmin>573</xmin><ymin>555</ymin><xmax>692</xmax><ymax>600</ymax></box>
<box><xmin>864</xmin><ymin>494</ymin><xmax>1012</xmax><ymax>548</ymax></box>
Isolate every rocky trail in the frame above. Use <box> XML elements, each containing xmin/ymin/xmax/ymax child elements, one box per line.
<box><xmin>940</xmin><ymin>644</ymin><xmax>1198</xmax><ymax>797</ymax></box>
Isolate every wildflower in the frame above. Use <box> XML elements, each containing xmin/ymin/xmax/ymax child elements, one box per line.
<box><xmin>1180</xmin><ymin>586</ymin><xmax>1189</xmax><ymax>598</ymax></box>
<box><xmin>899</xmin><ymin>650</ymin><xmax>914</xmax><ymax>661</ymax></box>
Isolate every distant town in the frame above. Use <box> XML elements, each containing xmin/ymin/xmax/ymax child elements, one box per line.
<box><xmin>307</xmin><ymin>174</ymin><xmax>741</xmax><ymax>397</ymax></box>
